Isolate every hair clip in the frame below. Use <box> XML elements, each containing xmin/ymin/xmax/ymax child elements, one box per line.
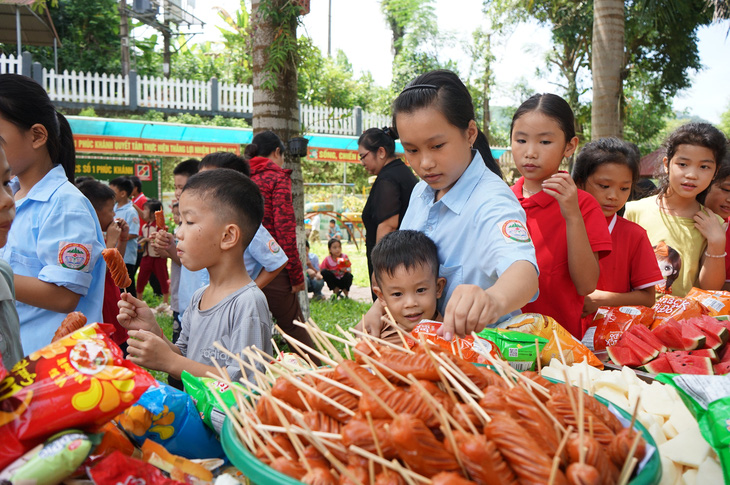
<box><xmin>400</xmin><ymin>83</ymin><xmax>438</xmax><ymax>94</ymax></box>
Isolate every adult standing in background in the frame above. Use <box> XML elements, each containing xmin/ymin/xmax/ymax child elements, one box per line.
<box><xmin>246</xmin><ymin>131</ymin><xmax>319</xmax><ymax>361</ymax></box>
<box><xmin>359</xmin><ymin>127</ymin><xmax>418</xmax><ymax>299</ymax></box>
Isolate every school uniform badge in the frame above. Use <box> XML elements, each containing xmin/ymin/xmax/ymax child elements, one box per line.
<box><xmin>267</xmin><ymin>239</ymin><xmax>281</xmax><ymax>253</ymax></box>
<box><xmin>499</xmin><ymin>220</ymin><xmax>531</xmax><ymax>244</ymax></box>
<box><xmin>58</xmin><ymin>242</ymin><xmax>92</xmax><ymax>271</ymax></box>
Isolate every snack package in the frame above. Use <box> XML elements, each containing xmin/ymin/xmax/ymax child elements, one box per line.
<box><xmin>498</xmin><ymin>313</ymin><xmax>604</xmax><ymax>369</ymax></box>
<box><xmin>266</xmin><ymin>352</ymin><xmax>313</xmax><ymax>380</ymax></box>
<box><xmin>651</xmin><ymin>295</ymin><xmax>705</xmax><ymax>329</ymax></box>
<box><xmin>181</xmin><ymin>371</ymin><xmax>244</xmax><ymax>434</ymax></box>
<box><xmin>408</xmin><ymin>321</ymin><xmax>502</xmax><ymax>364</ymax></box>
<box><xmin>0</xmin><ymin>323</ymin><xmax>155</xmax><ymax>469</ymax></box>
<box><xmin>141</xmin><ymin>439</ymin><xmax>214</xmax><ymax>482</ymax></box>
<box><xmin>84</xmin><ymin>421</ymin><xmax>141</xmax><ymax>468</ymax></box>
<box><xmin>584</xmin><ymin>305</ymin><xmax>655</xmax><ymax>351</ymax></box>
<box><xmin>117</xmin><ymin>381</ymin><xmax>225</xmax><ymax>460</ymax></box>
<box><xmin>656</xmin><ymin>374</ymin><xmax>730</xmax><ymax>483</ymax></box>
<box><xmin>87</xmin><ymin>450</ymin><xmax>182</xmax><ymax>485</ymax></box>
<box><xmin>686</xmin><ymin>287</ymin><xmax>730</xmax><ymax>316</ymax></box>
<box><xmin>477</xmin><ymin>328</ymin><xmax>548</xmax><ymax>371</ymax></box>
<box><xmin>0</xmin><ymin>429</ymin><xmax>98</xmax><ymax>485</ymax></box>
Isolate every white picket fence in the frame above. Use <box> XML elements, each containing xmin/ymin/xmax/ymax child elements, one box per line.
<box><xmin>8</xmin><ymin>54</ymin><xmax>385</xmax><ymax>136</ymax></box>
<box><xmin>43</xmin><ymin>69</ymin><xmax>129</xmax><ymax>105</ymax></box>
<box><xmin>0</xmin><ymin>54</ymin><xmax>21</xmax><ymax>74</ymax></box>
<box><xmin>219</xmin><ymin>82</ymin><xmax>254</xmax><ymax>113</ymax></box>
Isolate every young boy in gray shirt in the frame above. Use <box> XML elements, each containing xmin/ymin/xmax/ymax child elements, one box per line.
<box><xmin>117</xmin><ymin>169</ymin><xmax>272</xmax><ymax>383</ymax></box>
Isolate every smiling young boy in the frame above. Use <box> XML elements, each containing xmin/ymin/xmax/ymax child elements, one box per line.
<box><xmin>357</xmin><ymin>230</ymin><xmax>445</xmax><ymax>343</ymax></box>
<box><xmin>117</xmin><ymin>169</ymin><xmax>272</xmax><ymax>382</ymax></box>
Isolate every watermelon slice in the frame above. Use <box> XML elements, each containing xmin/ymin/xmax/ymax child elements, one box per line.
<box><xmin>642</xmin><ymin>353</ymin><xmax>673</xmax><ymax>374</ymax></box>
<box><xmin>714</xmin><ymin>361</ymin><xmax>730</xmax><ymax>375</ymax></box>
<box><xmin>686</xmin><ymin>322</ymin><xmax>724</xmax><ymax>350</ymax></box>
<box><xmin>666</xmin><ymin>353</ymin><xmax>714</xmax><ymax>375</ymax></box>
<box><xmin>718</xmin><ymin>345</ymin><xmax>730</xmax><ymax>363</ymax></box>
<box><xmin>653</xmin><ymin>320</ymin><xmax>687</xmax><ymax>351</ymax></box>
<box><xmin>687</xmin><ymin>316</ymin><xmax>729</xmax><ymax>345</ymax></box>
<box><xmin>680</xmin><ymin>323</ymin><xmax>706</xmax><ymax>350</ymax></box>
<box><xmin>628</xmin><ymin>324</ymin><xmax>668</xmax><ymax>353</ymax></box>
<box><xmin>619</xmin><ymin>332</ymin><xmax>660</xmax><ymax>363</ymax></box>
<box><xmin>606</xmin><ymin>343</ymin><xmax>642</xmax><ymax>367</ymax></box>
<box><xmin>684</xmin><ymin>348</ymin><xmax>719</xmax><ymax>363</ymax></box>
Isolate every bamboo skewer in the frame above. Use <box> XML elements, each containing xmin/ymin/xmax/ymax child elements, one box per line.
<box><xmin>350</xmin><ymin>328</ymin><xmax>414</xmax><ymax>354</ymax></box>
<box><xmin>337</xmin><ymin>361</ymin><xmax>400</xmax><ymax>420</ymax></box>
<box><xmin>275</xmin><ymin>324</ymin><xmax>338</xmax><ymax>367</ymax></box>
<box><xmin>548</xmin><ymin>425</ymin><xmax>574</xmax><ymax>485</ymax></box>
<box><xmin>432</xmin><ymin>369</ymin><xmax>491</xmax><ymax>425</ymax></box>
<box><xmin>553</xmin><ymin>329</ymin><xmax>568</xmax><ymax>367</ymax></box>
<box><xmin>348</xmin><ymin>446</ymin><xmax>430</xmax><ymax>484</ymax></box>
<box><xmin>354</xmin><ymin>349</ymin><xmax>409</xmax><ymax>386</ymax></box>
<box><xmin>408</xmin><ymin>377</ymin><xmax>469</xmax><ymax>434</ymax></box>
<box><xmin>535</xmin><ymin>337</ymin><xmax>542</xmax><ymax>373</ymax></box>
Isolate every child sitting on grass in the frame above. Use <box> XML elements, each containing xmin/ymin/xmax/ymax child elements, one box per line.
<box><xmin>117</xmin><ymin>169</ymin><xmax>273</xmax><ymax>382</ymax></box>
<box><xmin>355</xmin><ymin>230</ymin><xmax>445</xmax><ymax>344</ymax></box>
<box><xmin>320</xmin><ymin>238</ymin><xmax>353</xmax><ymax>299</ymax></box>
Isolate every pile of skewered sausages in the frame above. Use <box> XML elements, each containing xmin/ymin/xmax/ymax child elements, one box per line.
<box><xmin>231</xmin><ymin>336</ymin><xmax>647</xmax><ymax>485</ymax></box>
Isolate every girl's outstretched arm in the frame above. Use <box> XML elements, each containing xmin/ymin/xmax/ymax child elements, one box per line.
<box><xmin>440</xmin><ymin>260</ymin><xmax>538</xmax><ymax>339</ymax></box>
<box><xmin>543</xmin><ymin>172</ymin><xmax>599</xmax><ymax>295</ymax></box>
<box><xmin>14</xmin><ymin>276</ymin><xmax>81</xmax><ymax>313</ymax></box>
<box><xmin>582</xmin><ymin>288</ymin><xmax>655</xmax><ymax>317</ymax></box>
<box><xmin>696</xmin><ymin>208</ymin><xmax>726</xmax><ymax>290</ymax></box>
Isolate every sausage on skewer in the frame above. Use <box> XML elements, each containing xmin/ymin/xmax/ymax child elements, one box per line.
<box><xmin>102</xmin><ymin>248</ymin><xmax>131</xmax><ymax>288</ymax></box>
<box><xmin>51</xmin><ymin>311</ymin><xmax>87</xmax><ymax>342</ymax></box>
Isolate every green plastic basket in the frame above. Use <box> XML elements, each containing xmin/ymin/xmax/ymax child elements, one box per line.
<box><xmin>221</xmin><ymin>395</ymin><xmax>661</xmax><ymax>485</ymax></box>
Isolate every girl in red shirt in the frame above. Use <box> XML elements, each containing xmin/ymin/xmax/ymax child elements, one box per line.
<box><xmin>320</xmin><ymin>238</ymin><xmax>353</xmax><ymax>299</ymax></box>
<box><xmin>572</xmin><ymin>138</ymin><xmax>664</xmax><ymax>333</ymax></box>
<box><xmin>510</xmin><ymin>94</ymin><xmax>612</xmax><ymax>337</ymax></box>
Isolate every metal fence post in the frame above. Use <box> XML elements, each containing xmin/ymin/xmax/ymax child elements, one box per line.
<box><xmin>129</xmin><ymin>70</ymin><xmax>138</xmax><ymax>110</ymax></box>
<box><xmin>211</xmin><ymin>78</ymin><xmax>219</xmax><ymax>112</ymax></box>
<box><xmin>21</xmin><ymin>51</ymin><xmax>31</xmax><ymax>77</ymax></box>
<box><xmin>354</xmin><ymin>106</ymin><xmax>363</xmax><ymax>136</ymax></box>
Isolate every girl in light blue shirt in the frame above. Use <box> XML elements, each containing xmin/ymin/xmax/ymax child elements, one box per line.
<box><xmin>364</xmin><ymin>70</ymin><xmax>539</xmax><ymax>341</ymax></box>
<box><xmin>0</xmin><ymin>74</ymin><xmax>105</xmax><ymax>354</ymax></box>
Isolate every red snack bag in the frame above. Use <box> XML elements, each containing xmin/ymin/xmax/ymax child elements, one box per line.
<box><xmin>651</xmin><ymin>295</ymin><xmax>706</xmax><ymax>329</ymax></box>
<box><xmin>591</xmin><ymin>306</ymin><xmax>655</xmax><ymax>351</ymax></box>
<box><xmin>87</xmin><ymin>450</ymin><xmax>182</xmax><ymax>485</ymax></box>
<box><xmin>685</xmin><ymin>287</ymin><xmax>730</xmax><ymax>316</ymax></box>
<box><xmin>409</xmin><ymin>320</ymin><xmax>502</xmax><ymax>364</ymax></box>
<box><xmin>0</xmin><ymin>323</ymin><xmax>156</xmax><ymax>469</ymax></box>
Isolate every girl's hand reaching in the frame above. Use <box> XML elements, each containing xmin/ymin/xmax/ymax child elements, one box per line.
<box><xmin>694</xmin><ymin>208</ymin><xmax>726</xmax><ymax>253</ymax></box>
<box><xmin>542</xmin><ymin>172</ymin><xmax>581</xmax><ymax>219</ymax></box>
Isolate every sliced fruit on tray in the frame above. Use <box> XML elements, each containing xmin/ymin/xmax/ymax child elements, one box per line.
<box><xmin>683</xmin><ymin>348</ymin><xmax>718</xmax><ymax>363</ymax></box>
<box><xmin>606</xmin><ymin>343</ymin><xmax>643</xmax><ymax>367</ymax></box>
<box><xmin>688</xmin><ymin>315</ymin><xmax>730</xmax><ymax>344</ymax></box>
<box><xmin>713</xmin><ymin>361</ymin><xmax>730</xmax><ymax>375</ymax></box>
<box><xmin>666</xmin><ymin>353</ymin><xmax>714</xmax><ymax>375</ymax></box>
<box><xmin>642</xmin><ymin>353</ymin><xmax>673</xmax><ymax>374</ymax></box>
<box><xmin>686</xmin><ymin>322</ymin><xmax>724</xmax><ymax>351</ymax></box>
<box><xmin>628</xmin><ymin>324</ymin><xmax>668</xmax><ymax>353</ymax></box>
<box><xmin>718</xmin><ymin>345</ymin><xmax>730</xmax><ymax>363</ymax></box>
<box><xmin>680</xmin><ymin>322</ymin><xmax>706</xmax><ymax>350</ymax></box>
<box><xmin>652</xmin><ymin>319</ymin><xmax>688</xmax><ymax>351</ymax></box>
<box><xmin>620</xmin><ymin>331</ymin><xmax>660</xmax><ymax>361</ymax></box>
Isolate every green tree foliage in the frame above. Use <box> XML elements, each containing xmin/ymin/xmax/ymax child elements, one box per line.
<box><xmin>719</xmin><ymin>101</ymin><xmax>730</xmax><ymax>137</ymax></box>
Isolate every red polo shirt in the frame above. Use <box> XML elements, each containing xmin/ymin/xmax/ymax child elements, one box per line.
<box><xmin>581</xmin><ymin>214</ymin><xmax>664</xmax><ymax>333</ymax></box>
<box><xmin>512</xmin><ymin>177</ymin><xmax>612</xmax><ymax>338</ymax></box>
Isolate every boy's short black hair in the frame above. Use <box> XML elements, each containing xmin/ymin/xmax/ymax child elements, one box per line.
<box><xmin>129</xmin><ymin>175</ymin><xmax>143</xmax><ymax>192</ymax></box>
<box><xmin>329</xmin><ymin>219</ymin><xmax>336</xmax><ymax>224</ymax></box>
<box><xmin>144</xmin><ymin>198</ymin><xmax>162</xmax><ymax>213</ymax></box>
<box><xmin>174</xmin><ymin>158</ymin><xmax>200</xmax><ymax>177</ymax></box>
<box><xmin>712</xmin><ymin>144</ymin><xmax>730</xmax><ymax>185</ymax></box>
<box><xmin>371</xmin><ymin>230</ymin><xmax>439</xmax><ymax>285</ymax></box>
<box><xmin>182</xmin><ymin>169</ymin><xmax>263</xmax><ymax>248</ymax></box>
<box><xmin>77</xmin><ymin>180</ymin><xmax>115</xmax><ymax>212</ymax></box>
<box><xmin>200</xmin><ymin>152</ymin><xmax>250</xmax><ymax>176</ymax></box>
<box><xmin>74</xmin><ymin>176</ymin><xmax>95</xmax><ymax>186</ymax></box>
<box><xmin>109</xmin><ymin>176</ymin><xmax>133</xmax><ymax>196</ymax></box>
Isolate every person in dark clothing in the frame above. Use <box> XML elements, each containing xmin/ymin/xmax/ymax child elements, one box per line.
<box><xmin>358</xmin><ymin>127</ymin><xmax>418</xmax><ymax>300</ymax></box>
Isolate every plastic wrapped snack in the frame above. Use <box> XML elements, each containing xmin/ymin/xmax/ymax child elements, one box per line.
<box><xmin>87</xmin><ymin>450</ymin><xmax>181</xmax><ymax>485</ymax></box>
<box><xmin>478</xmin><ymin>328</ymin><xmax>548</xmax><ymax>371</ymax></box>
<box><xmin>585</xmin><ymin>305</ymin><xmax>655</xmax><ymax>351</ymax></box>
<box><xmin>651</xmin><ymin>295</ymin><xmax>705</xmax><ymax>329</ymax></box>
<box><xmin>0</xmin><ymin>429</ymin><xmax>98</xmax><ymax>485</ymax></box>
<box><xmin>498</xmin><ymin>313</ymin><xmax>603</xmax><ymax>368</ymax></box>
<box><xmin>409</xmin><ymin>320</ymin><xmax>502</xmax><ymax>363</ymax></box>
<box><xmin>685</xmin><ymin>287</ymin><xmax>730</xmax><ymax>316</ymax></box>
<box><xmin>0</xmin><ymin>323</ymin><xmax>155</xmax><ymax>469</ymax></box>
<box><xmin>117</xmin><ymin>381</ymin><xmax>225</xmax><ymax>460</ymax></box>
<box><xmin>181</xmin><ymin>371</ymin><xmax>245</xmax><ymax>434</ymax></box>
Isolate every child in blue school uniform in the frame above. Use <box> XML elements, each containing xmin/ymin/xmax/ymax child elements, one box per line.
<box><xmin>110</xmin><ymin>176</ymin><xmax>140</xmax><ymax>296</ymax></box>
<box><xmin>363</xmin><ymin>70</ymin><xmax>539</xmax><ymax>341</ymax></box>
<box><xmin>0</xmin><ymin>74</ymin><xmax>105</xmax><ymax>355</ymax></box>
<box><xmin>0</xmin><ymin>146</ymin><xmax>22</xmax><ymax>369</ymax></box>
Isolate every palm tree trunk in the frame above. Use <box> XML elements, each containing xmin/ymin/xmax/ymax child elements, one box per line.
<box><xmin>251</xmin><ymin>0</ymin><xmax>309</xmax><ymax>318</ymax></box>
<box><xmin>591</xmin><ymin>0</ymin><xmax>624</xmax><ymax>139</ymax></box>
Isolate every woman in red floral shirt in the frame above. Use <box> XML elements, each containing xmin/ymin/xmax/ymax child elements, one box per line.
<box><xmin>246</xmin><ymin>131</ymin><xmax>316</xmax><ymax>357</ymax></box>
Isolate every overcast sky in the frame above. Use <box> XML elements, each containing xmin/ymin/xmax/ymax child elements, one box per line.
<box><xmin>189</xmin><ymin>0</ymin><xmax>729</xmax><ymax>124</ymax></box>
